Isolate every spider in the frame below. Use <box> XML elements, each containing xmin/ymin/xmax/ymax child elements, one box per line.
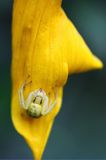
<box><xmin>18</xmin><ymin>80</ymin><xmax>58</xmax><ymax>118</ymax></box>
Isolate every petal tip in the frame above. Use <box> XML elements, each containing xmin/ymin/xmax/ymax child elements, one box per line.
<box><xmin>93</xmin><ymin>56</ymin><xmax>104</xmax><ymax>69</ymax></box>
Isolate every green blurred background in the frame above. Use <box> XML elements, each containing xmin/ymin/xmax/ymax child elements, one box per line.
<box><xmin>0</xmin><ymin>0</ymin><xmax>106</xmax><ymax>159</ymax></box>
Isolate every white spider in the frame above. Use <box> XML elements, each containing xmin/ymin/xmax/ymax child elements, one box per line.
<box><xmin>18</xmin><ymin>81</ymin><xmax>57</xmax><ymax>118</ymax></box>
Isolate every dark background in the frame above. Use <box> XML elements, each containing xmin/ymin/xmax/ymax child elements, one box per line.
<box><xmin>0</xmin><ymin>0</ymin><xmax>106</xmax><ymax>159</ymax></box>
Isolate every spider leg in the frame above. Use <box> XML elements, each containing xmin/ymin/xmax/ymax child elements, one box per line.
<box><xmin>26</xmin><ymin>92</ymin><xmax>36</xmax><ymax>109</ymax></box>
<box><xmin>18</xmin><ymin>77</ymin><xmax>32</xmax><ymax>109</ymax></box>
<box><xmin>18</xmin><ymin>83</ymin><xmax>26</xmax><ymax>109</ymax></box>
<box><xmin>41</xmin><ymin>89</ymin><xmax>58</xmax><ymax>115</ymax></box>
<box><xmin>41</xmin><ymin>96</ymin><xmax>49</xmax><ymax>115</ymax></box>
<box><xmin>42</xmin><ymin>99</ymin><xmax>57</xmax><ymax>115</ymax></box>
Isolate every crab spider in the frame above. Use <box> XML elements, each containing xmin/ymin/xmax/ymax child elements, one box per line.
<box><xmin>18</xmin><ymin>80</ymin><xmax>58</xmax><ymax>118</ymax></box>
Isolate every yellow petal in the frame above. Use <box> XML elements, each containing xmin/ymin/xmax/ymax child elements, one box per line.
<box><xmin>12</xmin><ymin>0</ymin><xmax>103</xmax><ymax>160</ymax></box>
<box><xmin>64</xmin><ymin>13</ymin><xmax>103</xmax><ymax>73</ymax></box>
<box><xmin>46</xmin><ymin>8</ymin><xmax>103</xmax><ymax>74</ymax></box>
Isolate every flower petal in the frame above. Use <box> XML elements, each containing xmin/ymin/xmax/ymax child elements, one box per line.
<box><xmin>12</xmin><ymin>0</ymin><xmax>103</xmax><ymax>159</ymax></box>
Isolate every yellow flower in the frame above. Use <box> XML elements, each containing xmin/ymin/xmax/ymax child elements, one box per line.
<box><xmin>11</xmin><ymin>0</ymin><xmax>103</xmax><ymax>159</ymax></box>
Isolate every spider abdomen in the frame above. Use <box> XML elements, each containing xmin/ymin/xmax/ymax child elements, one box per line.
<box><xmin>27</xmin><ymin>103</ymin><xmax>42</xmax><ymax>118</ymax></box>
